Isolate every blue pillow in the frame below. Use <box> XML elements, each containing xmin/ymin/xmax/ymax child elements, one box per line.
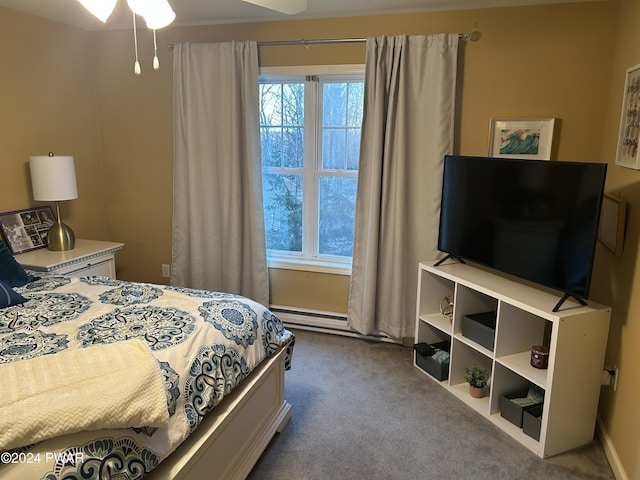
<box><xmin>0</xmin><ymin>279</ymin><xmax>27</xmax><ymax>309</ymax></box>
<box><xmin>0</xmin><ymin>240</ymin><xmax>35</xmax><ymax>287</ymax></box>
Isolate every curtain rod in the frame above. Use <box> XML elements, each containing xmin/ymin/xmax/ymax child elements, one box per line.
<box><xmin>168</xmin><ymin>31</ymin><xmax>480</xmax><ymax>50</ymax></box>
<box><xmin>257</xmin><ymin>31</ymin><xmax>480</xmax><ymax>46</ymax></box>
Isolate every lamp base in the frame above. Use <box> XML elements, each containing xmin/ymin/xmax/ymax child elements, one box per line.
<box><xmin>47</xmin><ymin>221</ymin><xmax>75</xmax><ymax>251</ymax></box>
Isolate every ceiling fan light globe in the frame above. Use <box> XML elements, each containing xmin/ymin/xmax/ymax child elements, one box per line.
<box><xmin>144</xmin><ymin>2</ymin><xmax>176</xmax><ymax>29</ymax></box>
<box><xmin>77</xmin><ymin>0</ymin><xmax>117</xmax><ymax>22</ymax></box>
<box><xmin>127</xmin><ymin>0</ymin><xmax>176</xmax><ymax>29</ymax></box>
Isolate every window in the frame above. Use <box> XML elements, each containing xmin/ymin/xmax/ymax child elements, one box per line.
<box><xmin>259</xmin><ymin>66</ymin><xmax>364</xmax><ymax>273</ymax></box>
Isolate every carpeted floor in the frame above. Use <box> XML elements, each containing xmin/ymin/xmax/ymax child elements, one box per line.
<box><xmin>248</xmin><ymin>329</ymin><xmax>615</xmax><ymax>480</ymax></box>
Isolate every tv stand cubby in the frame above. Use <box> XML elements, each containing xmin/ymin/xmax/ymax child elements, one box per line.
<box><xmin>414</xmin><ymin>260</ymin><xmax>611</xmax><ymax>458</ymax></box>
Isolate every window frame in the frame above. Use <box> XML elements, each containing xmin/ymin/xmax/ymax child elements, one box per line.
<box><xmin>259</xmin><ymin>65</ymin><xmax>365</xmax><ymax>275</ymax></box>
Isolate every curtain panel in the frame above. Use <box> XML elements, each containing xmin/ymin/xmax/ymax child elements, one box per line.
<box><xmin>171</xmin><ymin>41</ymin><xmax>269</xmax><ymax>306</ymax></box>
<box><xmin>348</xmin><ymin>34</ymin><xmax>459</xmax><ymax>339</ymax></box>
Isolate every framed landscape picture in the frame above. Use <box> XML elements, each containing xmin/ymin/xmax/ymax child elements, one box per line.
<box><xmin>615</xmin><ymin>63</ymin><xmax>640</xmax><ymax>169</ymax></box>
<box><xmin>0</xmin><ymin>206</ymin><xmax>56</xmax><ymax>254</ymax></box>
<box><xmin>488</xmin><ymin>118</ymin><xmax>555</xmax><ymax>160</ymax></box>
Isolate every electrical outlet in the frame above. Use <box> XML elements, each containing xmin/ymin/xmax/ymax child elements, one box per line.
<box><xmin>162</xmin><ymin>264</ymin><xmax>171</xmax><ymax>278</ymax></box>
<box><xmin>612</xmin><ymin>365</ymin><xmax>619</xmax><ymax>391</ymax></box>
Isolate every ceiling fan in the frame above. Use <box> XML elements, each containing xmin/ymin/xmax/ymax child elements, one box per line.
<box><xmin>240</xmin><ymin>0</ymin><xmax>307</xmax><ymax>15</ymax></box>
<box><xmin>76</xmin><ymin>0</ymin><xmax>307</xmax><ymax>75</ymax></box>
<box><xmin>77</xmin><ymin>0</ymin><xmax>308</xmax><ymax>27</ymax></box>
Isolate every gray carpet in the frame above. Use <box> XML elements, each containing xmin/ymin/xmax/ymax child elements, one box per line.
<box><xmin>248</xmin><ymin>329</ymin><xmax>615</xmax><ymax>480</ymax></box>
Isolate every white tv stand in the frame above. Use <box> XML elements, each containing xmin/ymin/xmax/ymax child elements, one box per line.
<box><xmin>414</xmin><ymin>260</ymin><xmax>611</xmax><ymax>458</ymax></box>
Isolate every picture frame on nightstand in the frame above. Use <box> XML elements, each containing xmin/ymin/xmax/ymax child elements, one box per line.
<box><xmin>0</xmin><ymin>206</ymin><xmax>56</xmax><ymax>254</ymax></box>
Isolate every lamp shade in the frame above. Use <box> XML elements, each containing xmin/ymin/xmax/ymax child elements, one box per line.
<box><xmin>29</xmin><ymin>155</ymin><xmax>78</xmax><ymax>201</ymax></box>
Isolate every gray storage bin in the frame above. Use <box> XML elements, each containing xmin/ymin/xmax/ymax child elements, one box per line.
<box><xmin>414</xmin><ymin>341</ymin><xmax>450</xmax><ymax>381</ymax></box>
<box><xmin>461</xmin><ymin>311</ymin><xmax>496</xmax><ymax>350</ymax></box>
<box><xmin>523</xmin><ymin>405</ymin><xmax>544</xmax><ymax>441</ymax></box>
<box><xmin>500</xmin><ymin>390</ymin><xmax>544</xmax><ymax>428</ymax></box>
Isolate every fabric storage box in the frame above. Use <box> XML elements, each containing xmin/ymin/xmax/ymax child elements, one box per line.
<box><xmin>523</xmin><ymin>405</ymin><xmax>544</xmax><ymax>441</ymax></box>
<box><xmin>500</xmin><ymin>390</ymin><xmax>544</xmax><ymax>428</ymax></box>
<box><xmin>414</xmin><ymin>341</ymin><xmax>450</xmax><ymax>381</ymax></box>
<box><xmin>461</xmin><ymin>311</ymin><xmax>496</xmax><ymax>350</ymax></box>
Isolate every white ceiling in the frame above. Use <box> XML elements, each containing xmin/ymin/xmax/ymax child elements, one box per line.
<box><xmin>0</xmin><ymin>0</ymin><xmax>612</xmax><ymax>31</ymax></box>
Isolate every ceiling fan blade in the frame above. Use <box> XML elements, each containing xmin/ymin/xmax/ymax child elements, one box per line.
<box><xmin>241</xmin><ymin>0</ymin><xmax>307</xmax><ymax>15</ymax></box>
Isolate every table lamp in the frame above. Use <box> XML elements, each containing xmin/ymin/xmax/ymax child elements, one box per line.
<box><xmin>29</xmin><ymin>153</ymin><xmax>78</xmax><ymax>251</ymax></box>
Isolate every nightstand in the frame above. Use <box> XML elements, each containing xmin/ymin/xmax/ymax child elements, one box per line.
<box><xmin>15</xmin><ymin>239</ymin><xmax>124</xmax><ymax>279</ymax></box>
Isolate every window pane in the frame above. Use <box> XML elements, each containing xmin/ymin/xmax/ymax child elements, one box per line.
<box><xmin>260</xmin><ymin>82</ymin><xmax>304</xmax><ymax>169</ymax></box>
<box><xmin>259</xmin><ymin>83</ymin><xmax>283</xmax><ymax>124</ymax></box>
<box><xmin>347</xmin><ymin>82</ymin><xmax>364</xmax><ymax>127</ymax></box>
<box><xmin>283</xmin><ymin>127</ymin><xmax>303</xmax><ymax>168</ymax></box>
<box><xmin>318</xmin><ymin>176</ymin><xmax>357</xmax><ymax>257</ymax></box>
<box><xmin>261</xmin><ymin>126</ymin><xmax>282</xmax><ymax>168</ymax></box>
<box><xmin>263</xmin><ymin>174</ymin><xmax>303</xmax><ymax>253</ymax></box>
<box><xmin>322</xmin><ymin>128</ymin><xmax>346</xmax><ymax>170</ymax></box>
<box><xmin>347</xmin><ymin>129</ymin><xmax>360</xmax><ymax>170</ymax></box>
<box><xmin>323</xmin><ymin>83</ymin><xmax>347</xmax><ymax>127</ymax></box>
<box><xmin>321</xmin><ymin>80</ymin><xmax>363</xmax><ymax>171</ymax></box>
<box><xmin>282</xmin><ymin>83</ymin><xmax>304</xmax><ymax>126</ymax></box>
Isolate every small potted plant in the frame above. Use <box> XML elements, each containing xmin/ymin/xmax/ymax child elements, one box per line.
<box><xmin>464</xmin><ymin>364</ymin><xmax>490</xmax><ymax>398</ymax></box>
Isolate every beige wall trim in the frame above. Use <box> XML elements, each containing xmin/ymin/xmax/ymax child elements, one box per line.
<box><xmin>596</xmin><ymin>415</ymin><xmax>628</xmax><ymax>480</ymax></box>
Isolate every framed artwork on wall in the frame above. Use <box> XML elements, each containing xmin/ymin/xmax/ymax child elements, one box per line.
<box><xmin>0</xmin><ymin>206</ymin><xmax>56</xmax><ymax>254</ymax></box>
<box><xmin>615</xmin><ymin>63</ymin><xmax>640</xmax><ymax>169</ymax></box>
<box><xmin>598</xmin><ymin>193</ymin><xmax>626</xmax><ymax>256</ymax></box>
<box><xmin>488</xmin><ymin>117</ymin><xmax>555</xmax><ymax>160</ymax></box>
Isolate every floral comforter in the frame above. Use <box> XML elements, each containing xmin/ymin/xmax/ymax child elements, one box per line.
<box><xmin>0</xmin><ymin>274</ymin><xmax>293</xmax><ymax>480</ymax></box>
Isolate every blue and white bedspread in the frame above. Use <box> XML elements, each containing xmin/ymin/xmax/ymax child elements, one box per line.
<box><xmin>0</xmin><ymin>274</ymin><xmax>294</xmax><ymax>480</ymax></box>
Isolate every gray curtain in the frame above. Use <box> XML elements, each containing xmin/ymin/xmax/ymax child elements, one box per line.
<box><xmin>171</xmin><ymin>41</ymin><xmax>269</xmax><ymax>305</ymax></box>
<box><xmin>348</xmin><ymin>34</ymin><xmax>459</xmax><ymax>339</ymax></box>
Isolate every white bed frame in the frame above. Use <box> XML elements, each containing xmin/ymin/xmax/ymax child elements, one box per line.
<box><xmin>147</xmin><ymin>346</ymin><xmax>291</xmax><ymax>480</ymax></box>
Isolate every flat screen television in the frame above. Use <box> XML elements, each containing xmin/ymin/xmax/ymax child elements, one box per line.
<box><xmin>436</xmin><ymin>155</ymin><xmax>607</xmax><ymax>311</ymax></box>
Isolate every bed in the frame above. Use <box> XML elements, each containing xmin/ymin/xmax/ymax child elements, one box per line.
<box><xmin>0</xmin><ymin>243</ymin><xmax>294</xmax><ymax>480</ymax></box>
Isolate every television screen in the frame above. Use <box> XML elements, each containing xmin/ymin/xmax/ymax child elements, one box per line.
<box><xmin>437</xmin><ymin>155</ymin><xmax>607</xmax><ymax>305</ymax></box>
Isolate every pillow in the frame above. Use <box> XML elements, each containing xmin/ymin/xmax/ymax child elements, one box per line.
<box><xmin>0</xmin><ymin>279</ymin><xmax>27</xmax><ymax>309</ymax></box>
<box><xmin>0</xmin><ymin>240</ymin><xmax>35</xmax><ymax>287</ymax></box>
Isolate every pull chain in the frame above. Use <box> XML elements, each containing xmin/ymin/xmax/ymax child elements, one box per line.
<box><xmin>133</xmin><ymin>11</ymin><xmax>141</xmax><ymax>75</ymax></box>
<box><xmin>153</xmin><ymin>29</ymin><xmax>160</xmax><ymax>70</ymax></box>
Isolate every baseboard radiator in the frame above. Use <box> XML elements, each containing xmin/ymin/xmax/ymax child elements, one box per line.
<box><xmin>270</xmin><ymin>305</ymin><xmax>401</xmax><ymax>344</ymax></box>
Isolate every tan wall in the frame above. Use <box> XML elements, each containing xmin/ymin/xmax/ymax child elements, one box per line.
<box><xmin>92</xmin><ymin>29</ymin><xmax>174</xmax><ymax>281</ymax></box>
<box><xmin>0</xmin><ymin>7</ymin><xmax>108</xmax><ymax>242</ymax></box>
<box><xmin>2</xmin><ymin>2</ymin><xmax>639</xmax><ymax>477</ymax></box>
<box><xmin>590</xmin><ymin>0</ymin><xmax>640</xmax><ymax>477</ymax></box>
<box><xmin>268</xmin><ymin>269</ymin><xmax>350</xmax><ymax>311</ymax></box>
<box><xmin>94</xmin><ymin>1</ymin><xmax>620</xmax><ymax>309</ymax></box>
